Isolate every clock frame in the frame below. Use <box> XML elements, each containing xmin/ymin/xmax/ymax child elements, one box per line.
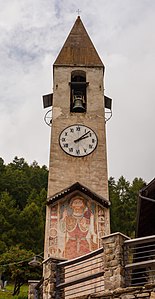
<box><xmin>59</xmin><ymin>124</ymin><xmax>98</xmax><ymax>157</ymax></box>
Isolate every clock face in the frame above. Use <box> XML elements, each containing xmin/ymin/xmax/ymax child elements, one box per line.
<box><xmin>59</xmin><ymin>124</ymin><xmax>98</xmax><ymax>157</ymax></box>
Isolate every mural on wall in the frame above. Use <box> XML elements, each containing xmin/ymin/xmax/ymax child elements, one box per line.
<box><xmin>49</xmin><ymin>204</ymin><xmax>58</xmax><ymax>256</ymax></box>
<box><xmin>49</xmin><ymin>195</ymin><xmax>105</xmax><ymax>259</ymax></box>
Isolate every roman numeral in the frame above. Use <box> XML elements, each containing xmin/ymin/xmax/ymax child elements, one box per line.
<box><xmin>63</xmin><ymin>143</ymin><xmax>68</xmax><ymax>148</ymax></box>
<box><xmin>69</xmin><ymin>148</ymin><xmax>73</xmax><ymax>152</ymax></box>
<box><xmin>76</xmin><ymin>149</ymin><xmax>80</xmax><ymax>155</ymax></box>
<box><xmin>62</xmin><ymin>138</ymin><xmax>66</xmax><ymax>142</ymax></box>
<box><xmin>89</xmin><ymin>144</ymin><xmax>93</xmax><ymax>149</ymax></box>
<box><xmin>76</xmin><ymin>126</ymin><xmax>80</xmax><ymax>131</ymax></box>
<box><xmin>84</xmin><ymin>149</ymin><xmax>87</xmax><ymax>153</ymax></box>
<box><xmin>65</xmin><ymin>132</ymin><xmax>68</xmax><ymax>136</ymax></box>
<box><xmin>70</xmin><ymin>128</ymin><xmax>74</xmax><ymax>133</ymax></box>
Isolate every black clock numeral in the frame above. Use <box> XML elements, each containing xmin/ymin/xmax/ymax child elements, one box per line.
<box><xmin>65</xmin><ymin>132</ymin><xmax>68</xmax><ymax>136</ymax></box>
<box><xmin>76</xmin><ymin>126</ymin><xmax>80</xmax><ymax>131</ymax></box>
<box><xmin>76</xmin><ymin>149</ymin><xmax>80</xmax><ymax>155</ymax></box>
<box><xmin>84</xmin><ymin>149</ymin><xmax>87</xmax><ymax>153</ymax></box>
<box><xmin>89</xmin><ymin>133</ymin><xmax>92</xmax><ymax>137</ymax></box>
<box><xmin>63</xmin><ymin>143</ymin><xmax>68</xmax><ymax>148</ymax></box>
<box><xmin>69</xmin><ymin>148</ymin><xmax>73</xmax><ymax>152</ymax></box>
<box><xmin>70</xmin><ymin>128</ymin><xmax>74</xmax><ymax>133</ymax></box>
<box><xmin>62</xmin><ymin>137</ymin><xmax>66</xmax><ymax>142</ymax></box>
<box><xmin>89</xmin><ymin>144</ymin><xmax>93</xmax><ymax>149</ymax></box>
<box><xmin>92</xmin><ymin>139</ymin><xmax>95</xmax><ymax>143</ymax></box>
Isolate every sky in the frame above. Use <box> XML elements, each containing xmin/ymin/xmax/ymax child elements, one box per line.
<box><xmin>0</xmin><ymin>0</ymin><xmax>155</xmax><ymax>183</ymax></box>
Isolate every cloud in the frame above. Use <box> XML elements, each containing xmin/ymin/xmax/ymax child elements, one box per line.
<box><xmin>0</xmin><ymin>0</ymin><xmax>155</xmax><ymax>183</ymax></box>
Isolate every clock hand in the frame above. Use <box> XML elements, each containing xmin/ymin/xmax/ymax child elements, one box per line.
<box><xmin>75</xmin><ymin>135</ymin><xmax>89</xmax><ymax>143</ymax></box>
<box><xmin>74</xmin><ymin>130</ymin><xmax>90</xmax><ymax>143</ymax></box>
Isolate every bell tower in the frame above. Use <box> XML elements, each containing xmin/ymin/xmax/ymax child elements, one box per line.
<box><xmin>44</xmin><ymin>16</ymin><xmax>111</xmax><ymax>260</ymax></box>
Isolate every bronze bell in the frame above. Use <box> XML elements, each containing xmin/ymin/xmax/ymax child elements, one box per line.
<box><xmin>72</xmin><ymin>95</ymin><xmax>86</xmax><ymax>112</ymax></box>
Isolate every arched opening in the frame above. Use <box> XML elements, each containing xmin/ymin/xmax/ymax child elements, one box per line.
<box><xmin>70</xmin><ymin>70</ymin><xmax>88</xmax><ymax>113</ymax></box>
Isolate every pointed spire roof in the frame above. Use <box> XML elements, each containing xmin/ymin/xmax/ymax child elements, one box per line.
<box><xmin>54</xmin><ymin>17</ymin><xmax>104</xmax><ymax>67</ymax></box>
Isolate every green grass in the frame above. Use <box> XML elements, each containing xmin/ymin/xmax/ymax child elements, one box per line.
<box><xmin>0</xmin><ymin>284</ymin><xmax>28</xmax><ymax>299</ymax></box>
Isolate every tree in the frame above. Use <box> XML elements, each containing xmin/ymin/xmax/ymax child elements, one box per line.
<box><xmin>19</xmin><ymin>202</ymin><xmax>45</xmax><ymax>253</ymax></box>
<box><xmin>0</xmin><ymin>156</ymin><xmax>48</xmax><ymax>210</ymax></box>
<box><xmin>0</xmin><ymin>157</ymin><xmax>48</xmax><ymax>255</ymax></box>
<box><xmin>0</xmin><ymin>158</ymin><xmax>6</xmax><ymax>193</ymax></box>
<box><xmin>29</xmin><ymin>162</ymin><xmax>48</xmax><ymax>192</ymax></box>
<box><xmin>0</xmin><ymin>192</ymin><xmax>20</xmax><ymax>250</ymax></box>
<box><xmin>109</xmin><ymin>176</ymin><xmax>145</xmax><ymax>237</ymax></box>
<box><xmin>0</xmin><ymin>246</ymin><xmax>41</xmax><ymax>296</ymax></box>
<box><xmin>3</xmin><ymin>165</ymin><xmax>31</xmax><ymax>209</ymax></box>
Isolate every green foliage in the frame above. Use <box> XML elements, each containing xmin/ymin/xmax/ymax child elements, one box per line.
<box><xmin>0</xmin><ymin>157</ymin><xmax>48</xmax><ymax>254</ymax></box>
<box><xmin>0</xmin><ymin>284</ymin><xmax>28</xmax><ymax>298</ymax></box>
<box><xmin>0</xmin><ymin>192</ymin><xmax>20</xmax><ymax>250</ymax></box>
<box><xmin>0</xmin><ymin>246</ymin><xmax>41</xmax><ymax>296</ymax></box>
<box><xmin>109</xmin><ymin>176</ymin><xmax>146</xmax><ymax>237</ymax></box>
<box><xmin>19</xmin><ymin>202</ymin><xmax>44</xmax><ymax>252</ymax></box>
<box><xmin>13</xmin><ymin>296</ymin><xmax>28</xmax><ymax>299</ymax></box>
<box><xmin>0</xmin><ymin>157</ymin><xmax>47</xmax><ymax>295</ymax></box>
<box><xmin>1</xmin><ymin>156</ymin><xmax>48</xmax><ymax>210</ymax></box>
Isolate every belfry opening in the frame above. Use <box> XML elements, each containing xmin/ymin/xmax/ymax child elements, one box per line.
<box><xmin>70</xmin><ymin>70</ymin><xmax>87</xmax><ymax>113</ymax></box>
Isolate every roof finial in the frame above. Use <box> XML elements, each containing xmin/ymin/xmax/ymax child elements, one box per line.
<box><xmin>76</xmin><ymin>9</ymin><xmax>81</xmax><ymax>16</ymax></box>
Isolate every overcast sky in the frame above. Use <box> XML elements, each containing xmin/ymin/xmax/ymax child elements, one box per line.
<box><xmin>0</xmin><ymin>0</ymin><xmax>155</xmax><ymax>183</ymax></box>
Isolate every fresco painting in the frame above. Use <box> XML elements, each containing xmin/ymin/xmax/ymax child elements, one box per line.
<box><xmin>49</xmin><ymin>196</ymin><xmax>105</xmax><ymax>259</ymax></box>
<box><xmin>49</xmin><ymin>204</ymin><xmax>58</xmax><ymax>255</ymax></box>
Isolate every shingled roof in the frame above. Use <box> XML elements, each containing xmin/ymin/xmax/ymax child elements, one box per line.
<box><xmin>54</xmin><ymin>16</ymin><xmax>104</xmax><ymax>67</ymax></box>
<box><xmin>136</xmin><ymin>178</ymin><xmax>155</xmax><ymax>237</ymax></box>
<box><xmin>47</xmin><ymin>182</ymin><xmax>110</xmax><ymax>208</ymax></box>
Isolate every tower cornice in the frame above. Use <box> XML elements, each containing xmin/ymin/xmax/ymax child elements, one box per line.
<box><xmin>47</xmin><ymin>182</ymin><xmax>110</xmax><ymax>208</ymax></box>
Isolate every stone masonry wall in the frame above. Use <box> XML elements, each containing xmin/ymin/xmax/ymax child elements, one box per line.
<box><xmin>74</xmin><ymin>284</ymin><xmax>155</xmax><ymax>299</ymax></box>
<box><xmin>44</xmin><ymin>65</ymin><xmax>110</xmax><ymax>260</ymax></box>
<box><xmin>42</xmin><ymin>257</ymin><xmax>65</xmax><ymax>299</ymax></box>
<box><xmin>102</xmin><ymin>232</ymin><xmax>130</xmax><ymax>291</ymax></box>
<box><xmin>48</xmin><ymin>66</ymin><xmax>109</xmax><ymax>200</ymax></box>
<box><xmin>28</xmin><ymin>280</ymin><xmax>40</xmax><ymax>299</ymax></box>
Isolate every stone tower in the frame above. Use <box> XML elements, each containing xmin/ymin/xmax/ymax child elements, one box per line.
<box><xmin>44</xmin><ymin>16</ymin><xmax>110</xmax><ymax>260</ymax></box>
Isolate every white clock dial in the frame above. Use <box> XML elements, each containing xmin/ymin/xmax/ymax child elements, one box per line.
<box><xmin>59</xmin><ymin>124</ymin><xmax>98</xmax><ymax>157</ymax></box>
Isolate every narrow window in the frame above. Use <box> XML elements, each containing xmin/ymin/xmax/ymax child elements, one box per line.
<box><xmin>70</xmin><ymin>70</ymin><xmax>88</xmax><ymax>113</ymax></box>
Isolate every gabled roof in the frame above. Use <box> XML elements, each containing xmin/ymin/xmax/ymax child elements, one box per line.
<box><xmin>47</xmin><ymin>182</ymin><xmax>110</xmax><ymax>208</ymax></box>
<box><xmin>136</xmin><ymin>178</ymin><xmax>155</xmax><ymax>237</ymax></box>
<box><xmin>54</xmin><ymin>16</ymin><xmax>104</xmax><ymax>67</ymax></box>
<box><xmin>140</xmin><ymin>177</ymin><xmax>155</xmax><ymax>196</ymax></box>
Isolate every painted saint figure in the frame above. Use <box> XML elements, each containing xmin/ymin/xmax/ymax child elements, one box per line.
<box><xmin>60</xmin><ymin>196</ymin><xmax>98</xmax><ymax>259</ymax></box>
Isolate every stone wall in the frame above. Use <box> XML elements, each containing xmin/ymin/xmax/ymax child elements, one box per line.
<box><xmin>42</xmin><ymin>257</ymin><xmax>65</xmax><ymax>299</ymax></box>
<box><xmin>28</xmin><ymin>280</ymin><xmax>40</xmax><ymax>299</ymax></box>
<box><xmin>43</xmin><ymin>64</ymin><xmax>110</xmax><ymax>260</ymax></box>
<box><xmin>102</xmin><ymin>232</ymin><xmax>130</xmax><ymax>291</ymax></box>
<box><xmin>48</xmin><ymin>66</ymin><xmax>108</xmax><ymax>200</ymax></box>
<box><xmin>74</xmin><ymin>284</ymin><xmax>155</xmax><ymax>299</ymax></box>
